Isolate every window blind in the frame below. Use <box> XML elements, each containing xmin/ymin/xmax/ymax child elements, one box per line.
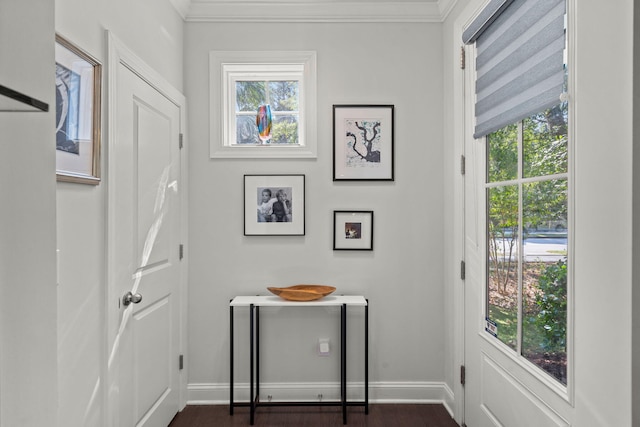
<box><xmin>463</xmin><ymin>0</ymin><xmax>566</xmax><ymax>139</ymax></box>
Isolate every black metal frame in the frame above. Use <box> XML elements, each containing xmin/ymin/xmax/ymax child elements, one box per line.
<box><xmin>230</xmin><ymin>299</ymin><xmax>369</xmax><ymax>425</ymax></box>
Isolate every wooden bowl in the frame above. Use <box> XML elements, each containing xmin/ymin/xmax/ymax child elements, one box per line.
<box><xmin>267</xmin><ymin>285</ymin><xmax>336</xmax><ymax>301</ymax></box>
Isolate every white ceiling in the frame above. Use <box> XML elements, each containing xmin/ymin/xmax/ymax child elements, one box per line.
<box><xmin>171</xmin><ymin>0</ymin><xmax>457</xmax><ymax>23</ymax></box>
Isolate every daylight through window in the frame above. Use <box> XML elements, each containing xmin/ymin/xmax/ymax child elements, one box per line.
<box><xmin>235</xmin><ymin>80</ymin><xmax>299</xmax><ymax>145</ymax></box>
<box><xmin>485</xmin><ymin>102</ymin><xmax>569</xmax><ymax>385</ymax></box>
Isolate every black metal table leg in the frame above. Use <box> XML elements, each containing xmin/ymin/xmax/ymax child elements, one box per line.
<box><xmin>250</xmin><ymin>303</ymin><xmax>255</xmax><ymax>425</ymax></box>
<box><xmin>256</xmin><ymin>306</ymin><xmax>260</xmax><ymax>402</ymax></box>
<box><xmin>230</xmin><ymin>303</ymin><xmax>234</xmax><ymax>415</ymax></box>
<box><xmin>342</xmin><ymin>303</ymin><xmax>347</xmax><ymax>424</ymax></box>
<box><xmin>365</xmin><ymin>300</ymin><xmax>369</xmax><ymax>414</ymax></box>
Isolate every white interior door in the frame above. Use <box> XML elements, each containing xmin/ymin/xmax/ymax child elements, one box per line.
<box><xmin>109</xmin><ymin>50</ymin><xmax>183</xmax><ymax>427</ymax></box>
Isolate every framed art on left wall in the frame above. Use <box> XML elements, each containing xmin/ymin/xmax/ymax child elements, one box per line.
<box><xmin>55</xmin><ymin>34</ymin><xmax>102</xmax><ymax>184</ymax></box>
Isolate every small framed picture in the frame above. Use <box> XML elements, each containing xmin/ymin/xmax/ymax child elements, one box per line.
<box><xmin>244</xmin><ymin>174</ymin><xmax>305</xmax><ymax>236</ymax></box>
<box><xmin>333</xmin><ymin>210</ymin><xmax>374</xmax><ymax>251</ymax></box>
<box><xmin>55</xmin><ymin>34</ymin><xmax>102</xmax><ymax>184</ymax></box>
<box><xmin>333</xmin><ymin>105</ymin><xmax>394</xmax><ymax>181</ymax></box>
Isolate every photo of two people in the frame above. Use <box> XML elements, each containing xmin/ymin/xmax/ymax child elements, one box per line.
<box><xmin>257</xmin><ymin>187</ymin><xmax>293</xmax><ymax>222</ymax></box>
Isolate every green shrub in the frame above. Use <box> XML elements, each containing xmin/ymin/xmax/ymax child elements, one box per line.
<box><xmin>534</xmin><ymin>258</ymin><xmax>567</xmax><ymax>352</ymax></box>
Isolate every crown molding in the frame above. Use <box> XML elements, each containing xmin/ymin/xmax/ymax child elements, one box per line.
<box><xmin>437</xmin><ymin>0</ymin><xmax>458</xmax><ymax>20</ymax></box>
<box><xmin>184</xmin><ymin>1</ymin><xmax>456</xmax><ymax>23</ymax></box>
<box><xmin>169</xmin><ymin>0</ymin><xmax>191</xmax><ymax>19</ymax></box>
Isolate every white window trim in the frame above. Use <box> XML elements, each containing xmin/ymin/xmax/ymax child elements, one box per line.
<box><xmin>209</xmin><ymin>51</ymin><xmax>317</xmax><ymax>158</ymax></box>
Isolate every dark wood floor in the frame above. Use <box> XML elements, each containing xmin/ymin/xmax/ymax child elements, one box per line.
<box><xmin>169</xmin><ymin>404</ymin><xmax>460</xmax><ymax>427</ymax></box>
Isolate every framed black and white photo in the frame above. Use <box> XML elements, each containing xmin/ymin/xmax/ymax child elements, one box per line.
<box><xmin>55</xmin><ymin>34</ymin><xmax>102</xmax><ymax>184</ymax></box>
<box><xmin>333</xmin><ymin>210</ymin><xmax>374</xmax><ymax>250</ymax></box>
<box><xmin>333</xmin><ymin>105</ymin><xmax>394</xmax><ymax>181</ymax></box>
<box><xmin>244</xmin><ymin>174</ymin><xmax>305</xmax><ymax>236</ymax></box>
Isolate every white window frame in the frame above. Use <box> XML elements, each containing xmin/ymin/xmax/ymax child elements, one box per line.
<box><xmin>209</xmin><ymin>51</ymin><xmax>317</xmax><ymax>158</ymax></box>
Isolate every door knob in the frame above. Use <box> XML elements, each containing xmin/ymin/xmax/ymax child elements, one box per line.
<box><xmin>122</xmin><ymin>291</ymin><xmax>143</xmax><ymax>306</ymax></box>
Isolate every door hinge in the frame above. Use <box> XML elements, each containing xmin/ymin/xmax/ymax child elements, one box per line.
<box><xmin>460</xmin><ymin>260</ymin><xmax>466</xmax><ymax>280</ymax></box>
<box><xmin>460</xmin><ymin>365</ymin><xmax>466</xmax><ymax>386</ymax></box>
<box><xmin>179</xmin><ymin>244</ymin><xmax>184</xmax><ymax>260</ymax></box>
<box><xmin>460</xmin><ymin>46</ymin><xmax>466</xmax><ymax>70</ymax></box>
<box><xmin>179</xmin><ymin>133</ymin><xmax>184</xmax><ymax>149</ymax></box>
<box><xmin>179</xmin><ymin>354</ymin><xmax>184</xmax><ymax>370</ymax></box>
<box><xmin>460</xmin><ymin>154</ymin><xmax>466</xmax><ymax>175</ymax></box>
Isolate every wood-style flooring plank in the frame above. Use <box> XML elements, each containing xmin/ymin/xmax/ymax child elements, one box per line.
<box><xmin>169</xmin><ymin>404</ymin><xmax>460</xmax><ymax>427</ymax></box>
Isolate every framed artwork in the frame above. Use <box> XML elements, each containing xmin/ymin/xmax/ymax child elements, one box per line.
<box><xmin>333</xmin><ymin>210</ymin><xmax>374</xmax><ymax>251</ymax></box>
<box><xmin>55</xmin><ymin>34</ymin><xmax>102</xmax><ymax>184</ymax></box>
<box><xmin>333</xmin><ymin>104</ymin><xmax>394</xmax><ymax>181</ymax></box>
<box><xmin>244</xmin><ymin>174</ymin><xmax>305</xmax><ymax>236</ymax></box>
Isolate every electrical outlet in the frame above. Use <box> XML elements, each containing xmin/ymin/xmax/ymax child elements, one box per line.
<box><xmin>318</xmin><ymin>338</ymin><xmax>330</xmax><ymax>356</ymax></box>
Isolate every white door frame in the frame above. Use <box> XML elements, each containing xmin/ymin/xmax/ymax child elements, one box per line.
<box><xmin>104</xmin><ymin>30</ymin><xmax>188</xmax><ymax>425</ymax></box>
<box><xmin>450</xmin><ymin>22</ymin><xmax>468</xmax><ymax>427</ymax></box>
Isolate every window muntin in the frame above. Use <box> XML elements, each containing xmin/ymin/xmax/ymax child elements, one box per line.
<box><xmin>485</xmin><ymin>102</ymin><xmax>569</xmax><ymax>385</ymax></box>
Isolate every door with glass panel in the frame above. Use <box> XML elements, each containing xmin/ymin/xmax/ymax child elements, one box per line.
<box><xmin>463</xmin><ymin>104</ymin><xmax>571</xmax><ymax>426</ymax></box>
<box><xmin>460</xmin><ymin>0</ymin><xmax>572</xmax><ymax>425</ymax></box>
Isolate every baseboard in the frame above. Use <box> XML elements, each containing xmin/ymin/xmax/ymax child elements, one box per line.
<box><xmin>188</xmin><ymin>381</ymin><xmax>453</xmax><ymax>406</ymax></box>
<box><xmin>441</xmin><ymin>382</ymin><xmax>456</xmax><ymax>418</ymax></box>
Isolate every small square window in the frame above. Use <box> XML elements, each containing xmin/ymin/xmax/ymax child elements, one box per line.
<box><xmin>210</xmin><ymin>51</ymin><xmax>317</xmax><ymax>158</ymax></box>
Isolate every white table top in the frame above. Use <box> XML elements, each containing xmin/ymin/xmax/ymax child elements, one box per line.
<box><xmin>230</xmin><ymin>295</ymin><xmax>367</xmax><ymax>307</ymax></box>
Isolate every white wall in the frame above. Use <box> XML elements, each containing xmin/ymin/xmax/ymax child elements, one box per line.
<box><xmin>54</xmin><ymin>1</ymin><xmax>184</xmax><ymax>425</ymax></box>
<box><xmin>571</xmin><ymin>1</ymin><xmax>633</xmax><ymax>424</ymax></box>
<box><xmin>0</xmin><ymin>0</ymin><xmax>58</xmax><ymax>426</ymax></box>
<box><xmin>184</xmin><ymin>22</ymin><xmax>449</xmax><ymax>402</ymax></box>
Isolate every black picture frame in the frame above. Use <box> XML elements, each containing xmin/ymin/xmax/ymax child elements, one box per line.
<box><xmin>244</xmin><ymin>174</ymin><xmax>305</xmax><ymax>236</ymax></box>
<box><xmin>333</xmin><ymin>210</ymin><xmax>374</xmax><ymax>250</ymax></box>
<box><xmin>333</xmin><ymin>104</ymin><xmax>394</xmax><ymax>181</ymax></box>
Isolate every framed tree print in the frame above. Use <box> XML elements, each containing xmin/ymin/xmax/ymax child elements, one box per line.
<box><xmin>333</xmin><ymin>105</ymin><xmax>394</xmax><ymax>181</ymax></box>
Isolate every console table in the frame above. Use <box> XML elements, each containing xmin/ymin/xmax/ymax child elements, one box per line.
<box><xmin>229</xmin><ymin>295</ymin><xmax>369</xmax><ymax>425</ymax></box>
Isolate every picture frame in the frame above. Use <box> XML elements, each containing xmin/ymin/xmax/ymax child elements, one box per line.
<box><xmin>244</xmin><ymin>174</ymin><xmax>305</xmax><ymax>236</ymax></box>
<box><xmin>333</xmin><ymin>105</ymin><xmax>394</xmax><ymax>181</ymax></box>
<box><xmin>55</xmin><ymin>34</ymin><xmax>102</xmax><ymax>184</ymax></box>
<box><xmin>333</xmin><ymin>210</ymin><xmax>374</xmax><ymax>251</ymax></box>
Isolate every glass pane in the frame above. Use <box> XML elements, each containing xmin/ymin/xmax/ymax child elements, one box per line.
<box><xmin>270</xmin><ymin>115</ymin><xmax>299</xmax><ymax>145</ymax></box>
<box><xmin>235</xmin><ymin>114</ymin><xmax>260</xmax><ymax>144</ymax></box>
<box><xmin>523</xmin><ymin>102</ymin><xmax>568</xmax><ymax>178</ymax></box>
<box><xmin>487</xmin><ymin>123</ymin><xmax>518</xmax><ymax>183</ymax></box>
<box><xmin>487</xmin><ymin>185</ymin><xmax>519</xmax><ymax>350</ymax></box>
<box><xmin>236</xmin><ymin>81</ymin><xmax>266</xmax><ymax>112</ymax></box>
<box><xmin>522</xmin><ymin>179</ymin><xmax>568</xmax><ymax>384</ymax></box>
<box><xmin>268</xmin><ymin>81</ymin><xmax>298</xmax><ymax>111</ymax></box>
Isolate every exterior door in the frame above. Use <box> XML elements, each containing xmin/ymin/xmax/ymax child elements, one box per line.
<box><xmin>107</xmin><ymin>36</ymin><xmax>184</xmax><ymax>427</ymax></box>
<box><xmin>460</xmin><ymin>43</ymin><xmax>570</xmax><ymax>427</ymax></box>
